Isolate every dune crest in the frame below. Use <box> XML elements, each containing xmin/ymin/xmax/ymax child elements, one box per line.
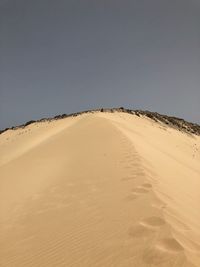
<box><xmin>0</xmin><ymin>112</ymin><xmax>200</xmax><ymax>266</ymax></box>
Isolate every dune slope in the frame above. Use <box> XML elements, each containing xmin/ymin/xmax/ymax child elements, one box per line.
<box><xmin>0</xmin><ymin>113</ymin><xmax>200</xmax><ymax>267</ymax></box>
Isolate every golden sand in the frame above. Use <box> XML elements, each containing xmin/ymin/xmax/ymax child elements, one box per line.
<box><xmin>0</xmin><ymin>112</ymin><xmax>200</xmax><ymax>266</ymax></box>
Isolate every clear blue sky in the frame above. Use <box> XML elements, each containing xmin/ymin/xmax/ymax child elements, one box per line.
<box><xmin>0</xmin><ymin>0</ymin><xmax>200</xmax><ymax>129</ymax></box>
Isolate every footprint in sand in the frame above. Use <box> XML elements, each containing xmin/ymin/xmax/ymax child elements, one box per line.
<box><xmin>141</xmin><ymin>183</ymin><xmax>152</xmax><ymax>189</ymax></box>
<box><xmin>140</xmin><ymin>216</ymin><xmax>166</xmax><ymax>228</ymax></box>
<box><xmin>132</xmin><ymin>186</ymin><xmax>149</xmax><ymax>194</ymax></box>
<box><xmin>121</xmin><ymin>176</ymin><xmax>136</xmax><ymax>181</ymax></box>
<box><xmin>126</xmin><ymin>193</ymin><xmax>138</xmax><ymax>201</ymax></box>
<box><xmin>126</xmin><ymin>185</ymin><xmax>151</xmax><ymax>200</ymax></box>
<box><xmin>129</xmin><ymin>216</ymin><xmax>165</xmax><ymax>237</ymax></box>
<box><xmin>130</xmin><ymin>163</ymin><xmax>141</xmax><ymax>168</ymax></box>
<box><xmin>130</xmin><ymin>171</ymin><xmax>145</xmax><ymax>177</ymax></box>
<box><xmin>129</xmin><ymin>224</ymin><xmax>155</xmax><ymax>238</ymax></box>
<box><xmin>156</xmin><ymin>238</ymin><xmax>184</xmax><ymax>252</ymax></box>
<box><xmin>135</xmin><ymin>188</ymin><xmax>149</xmax><ymax>193</ymax></box>
<box><xmin>143</xmin><ymin>239</ymin><xmax>186</xmax><ymax>266</ymax></box>
<box><xmin>133</xmin><ymin>182</ymin><xmax>153</xmax><ymax>193</ymax></box>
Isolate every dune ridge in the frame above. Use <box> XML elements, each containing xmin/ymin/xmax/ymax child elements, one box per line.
<box><xmin>1</xmin><ymin>108</ymin><xmax>200</xmax><ymax>136</ymax></box>
<box><xmin>0</xmin><ymin>112</ymin><xmax>200</xmax><ymax>266</ymax></box>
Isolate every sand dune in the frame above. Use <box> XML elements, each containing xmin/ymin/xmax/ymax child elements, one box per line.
<box><xmin>0</xmin><ymin>112</ymin><xmax>200</xmax><ymax>266</ymax></box>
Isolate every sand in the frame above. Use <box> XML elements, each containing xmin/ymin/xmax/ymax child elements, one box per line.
<box><xmin>0</xmin><ymin>112</ymin><xmax>200</xmax><ymax>266</ymax></box>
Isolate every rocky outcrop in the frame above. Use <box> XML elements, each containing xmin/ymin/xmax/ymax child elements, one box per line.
<box><xmin>1</xmin><ymin>108</ymin><xmax>200</xmax><ymax>136</ymax></box>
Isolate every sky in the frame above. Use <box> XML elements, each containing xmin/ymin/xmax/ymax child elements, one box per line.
<box><xmin>0</xmin><ymin>0</ymin><xmax>200</xmax><ymax>129</ymax></box>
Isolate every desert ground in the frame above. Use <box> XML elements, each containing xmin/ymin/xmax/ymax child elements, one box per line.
<box><xmin>0</xmin><ymin>112</ymin><xmax>200</xmax><ymax>267</ymax></box>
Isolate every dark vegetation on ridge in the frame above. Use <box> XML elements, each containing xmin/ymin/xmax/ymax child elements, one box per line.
<box><xmin>1</xmin><ymin>107</ymin><xmax>200</xmax><ymax>136</ymax></box>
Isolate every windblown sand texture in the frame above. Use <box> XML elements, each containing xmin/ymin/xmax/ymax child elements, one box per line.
<box><xmin>0</xmin><ymin>112</ymin><xmax>200</xmax><ymax>266</ymax></box>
